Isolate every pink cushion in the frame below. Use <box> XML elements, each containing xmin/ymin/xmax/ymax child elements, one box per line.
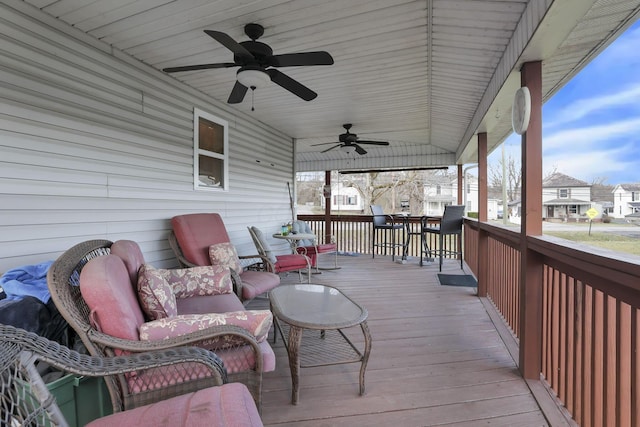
<box><xmin>172</xmin><ymin>213</ymin><xmax>231</xmax><ymax>266</ymax></box>
<box><xmin>137</xmin><ymin>264</ymin><xmax>178</xmax><ymax>320</ymax></box>
<box><xmin>209</xmin><ymin>242</ymin><xmax>243</xmax><ymax>273</ymax></box>
<box><xmin>274</xmin><ymin>254</ymin><xmax>309</xmax><ymax>273</ymax></box>
<box><xmin>216</xmin><ymin>340</ymin><xmax>276</xmax><ymax>374</ymax></box>
<box><xmin>176</xmin><ymin>293</ymin><xmax>245</xmax><ymax>315</ymax></box>
<box><xmin>79</xmin><ymin>255</ymin><xmax>144</xmax><ymax>341</ymax></box>
<box><xmin>110</xmin><ymin>240</ymin><xmax>146</xmax><ymax>286</ymax></box>
<box><xmin>238</xmin><ymin>270</ymin><xmax>280</xmax><ymax>300</ymax></box>
<box><xmin>86</xmin><ymin>383</ymin><xmax>263</xmax><ymax>427</ymax></box>
<box><xmin>167</xmin><ymin>265</ymin><xmax>233</xmax><ymax>298</ymax></box>
<box><xmin>139</xmin><ymin>310</ymin><xmax>273</xmax><ymax>346</ymax></box>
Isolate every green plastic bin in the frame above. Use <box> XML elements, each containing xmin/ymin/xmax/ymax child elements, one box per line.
<box><xmin>46</xmin><ymin>374</ymin><xmax>77</xmax><ymax>427</ymax></box>
<box><xmin>73</xmin><ymin>376</ymin><xmax>112</xmax><ymax>426</ymax></box>
<box><xmin>46</xmin><ymin>374</ymin><xmax>112</xmax><ymax>427</ymax></box>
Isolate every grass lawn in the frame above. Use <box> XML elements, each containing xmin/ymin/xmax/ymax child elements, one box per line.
<box><xmin>544</xmin><ymin>230</ymin><xmax>640</xmax><ymax>256</ymax></box>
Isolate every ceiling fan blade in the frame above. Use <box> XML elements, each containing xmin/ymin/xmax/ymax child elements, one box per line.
<box><xmin>354</xmin><ymin>144</ymin><xmax>367</xmax><ymax>155</ymax></box>
<box><xmin>270</xmin><ymin>51</ymin><xmax>334</xmax><ymax>67</ymax></box>
<box><xmin>204</xmin><ymin>30</ymin><xmax>254</xmax><ymax>61</ymax></box>
<box><xmin>357</xmin><ymin>140</ymin><xmax>390</xmax><ymax>146</ymax></box>
<box><xmin>311</xmin><ymin>142</ymin><xmax>340</xmax><ymax>146</ymax></box>
<box><xmin>227</xmin><ymin>81</ymin><xmax>248</xmax><ymax>104</ymax></box>
<box><xmin>321</xmin><ymin>145</ymin><xmax>340</xmax><ymax>153</ymax></box>
<box><xmin>163</xmin><ymin>63</ymin><xmax>237</xmax><ymax>73</ymax></box>
<box><xmin>267</xmin><ymin>69</ymin><xmax>317</xmax><ymax>101</ymax></box>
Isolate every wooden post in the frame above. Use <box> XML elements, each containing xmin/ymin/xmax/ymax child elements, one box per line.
<box><xmin>324</xmin><ymin>171</ymin><xmax>332</xmax><ymax>245</ymax></box>
<box><xmin>477</xmin><ymin>133</ymin><xmax>488</xmax><ymax>297</ymax></box>
<box><xmin>519</xmin><ymin>60</ymin><xmax>544</xmax><ymax>379</ymax></box>
<box><xmin>457</xmin><ymin>164</ymin><xmax>463</xmax><ymax>204</ymax></box>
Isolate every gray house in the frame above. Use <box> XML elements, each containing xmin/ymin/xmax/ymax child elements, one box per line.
<box><xmin>542</xmin><ymin>172</ymin><xmax>592</xmax><ymax>221</ymax></box>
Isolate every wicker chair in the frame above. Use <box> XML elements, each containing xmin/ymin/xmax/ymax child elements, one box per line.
<box><xmin>0</xmin><ymin>324</ymin><xmax>263</xmax><ymax>427</ymax></box>
<box><xmin>170</xmin><ymin>213</ymin><xmax>280</xmax><ymax>302</ymax></box>
<box><xmin>46</xmin><ymin>240</ymin><xmax>269</xmax><ymax>412</ymax></box>
<box><xmin>291</xmin><ymin>220</ymin><xmax>339</xmax><ymax>271</ymax></box>
<box><xmin>247</xmin><ymin>226</ymin><xmax>311</xmax><ymax>283</ymax></box>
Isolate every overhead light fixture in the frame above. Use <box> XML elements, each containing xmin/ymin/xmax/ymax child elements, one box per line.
<box><xmin>340</xmin><ymin>145</ymin><xmax>356</xmax><ymax>154</ymax></box>
<box><xmin>236</xmin><ymin>68</ymin><xmax>270</xmax><ymax>89</ymax></box>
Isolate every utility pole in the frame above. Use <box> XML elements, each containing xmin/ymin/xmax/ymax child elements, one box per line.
<box><xmin>502</xmin><ymin>144</ymin><xmax>508</xmax><ymax>224</ymax></box>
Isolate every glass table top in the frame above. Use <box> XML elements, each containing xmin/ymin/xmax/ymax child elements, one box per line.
<box><xmin>269</xmin><ymin>284</ymin><xmax>367</xmax><ymax>329</ymax></box>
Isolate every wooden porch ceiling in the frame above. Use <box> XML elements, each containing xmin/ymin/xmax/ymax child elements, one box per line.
<box><xmin>247</xmin><ymin>255</ymin><xmax>556</xmax><ymax>426</ymax></box>
<box><xmin>21</xmin><ymin>0</ymin><xmax>640</xmax><ymax>172</ymax></box>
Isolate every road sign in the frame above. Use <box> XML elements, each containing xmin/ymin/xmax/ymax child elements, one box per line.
<box><xmin>586</xmin><ymin>208</ymin><xmax>598</xmax><ymax>220</ymax></box>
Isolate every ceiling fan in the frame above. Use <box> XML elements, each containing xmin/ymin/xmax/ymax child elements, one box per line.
<box><xmin>162</xmin><ymin>23</ymin><xmax>334</xmax><ymax>105</ymax></box>
<box><xmin>312</xmin><ymin>124</ymin><xmax>390</xmax><ymax>155</ymax></box>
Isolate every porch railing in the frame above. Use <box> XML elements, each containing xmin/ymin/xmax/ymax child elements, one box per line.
<box><xmin>298</xmin><ymin>214</ymin><xmax>456</xmax><ymax>259</ymax></box>
<box><xmin>298</xmin><ymin>214</ymin><xmax>640</xmax><ymax>425</ymax></box>
<box><xmin>465</xmin><ymin>219</ymin><xmax>640</xmax><ymax>426</ymax></box>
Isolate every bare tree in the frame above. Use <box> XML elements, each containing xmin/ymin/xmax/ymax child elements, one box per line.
<box><xmin>489</xmin><ymin>153</ymin><xmax>522</xmax><ymax>202</ymax></box>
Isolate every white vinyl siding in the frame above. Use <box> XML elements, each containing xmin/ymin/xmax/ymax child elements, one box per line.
<box><xmin>0</xmin><ymin>3</ymin><xmax>294</xmax><ymax>272</ymax></box>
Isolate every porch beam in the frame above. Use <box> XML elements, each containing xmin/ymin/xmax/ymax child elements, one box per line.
<box><xmin>519</xmin><ymin>60</ymin><xmax>544</xmax><ymax>379</ymax></box>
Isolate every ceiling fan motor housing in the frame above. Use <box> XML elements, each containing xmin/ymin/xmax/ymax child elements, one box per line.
<box><xmin>237</xmin><ymin>41</ymin><xmax>273</xmax><ymax>64</ymax></box>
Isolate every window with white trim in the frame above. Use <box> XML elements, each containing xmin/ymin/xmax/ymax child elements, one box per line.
<box><xmin>559</xmin><ymin>188</ymin><xmax>569</xmax><ymax>198</ymax></box>
<box><xmin>194</xmin><ymin>108</ymin><xmax>228</xmax><ymax>191</ymax></box>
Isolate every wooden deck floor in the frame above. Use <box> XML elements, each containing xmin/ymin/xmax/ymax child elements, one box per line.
<box><xmin>246</xmin><ymin>254</ymin><xmax>550</xmax><ymax>427</ymax></box>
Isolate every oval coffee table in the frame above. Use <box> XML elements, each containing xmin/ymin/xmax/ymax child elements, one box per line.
<box><xmin>269</xmin><ymin>284</ymin><xmax>372</xmax><ymax>405</ymax></box>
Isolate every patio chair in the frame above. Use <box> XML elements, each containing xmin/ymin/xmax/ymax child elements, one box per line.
<box><xmin>421</xmin><ymin>204</ymin><xmax>465</xmax><ymax>271</ymax></box>
<box><xmin>46</xmin><ymin>239</ymin><xmax>274</xmax><ymax>411</ymax></box>
<box><xmin>247</xmin><ymin>226</ymin><xmax>311</xmax><ymax>283</ymax></box>
<box><xmin>170</xmin><ymin>213</ymin><xmax>280</xmax><ymax>302</ymax></box>
<box><xmin>0</xmin><ymin>324</ymin><xmax>263</xmax><ymax>427</ymax></box>
<box><xmin>291</xmin><ymin>219</ymin><xmax>339</xmax><ymax>271</ymax></box>
<box><xmin>370</xmin><ymin>204</ymin><xmax>404</xmax><ymax>261</ymax></box>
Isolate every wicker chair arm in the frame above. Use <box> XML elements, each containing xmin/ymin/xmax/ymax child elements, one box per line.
<box><xmin>1</xmin><ymin>324</ymin><xmax>227</xmax><ymax>384</ymax></box>
<box><xmin>88</xmin><ymin>324</ymin><xmax>259</xmax><ymax>353</ymax></box>
<box><xmin>228</xmin><ymin>267</ymin><xmax>244</xmax><ymax>300</ymax></box>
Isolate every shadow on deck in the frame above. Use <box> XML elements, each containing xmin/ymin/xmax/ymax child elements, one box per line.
<box><xmin>247</xmin><ymin>254</ymin><xmax>549</xmax><ymax>426</ymax></box>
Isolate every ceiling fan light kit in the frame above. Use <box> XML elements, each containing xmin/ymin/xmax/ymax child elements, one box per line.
<box><xmin>162</xmin><ymin>23</ymin><xmax>334</xmax><ymax>107</ymax></box>
<box><xmin>340</xmin><ymin>145</ymin><xmax>357</xmax><ymax>154</ymax></box>
<box><xmin>236</xmin><ymin>68</ymin><xmax>270</xmax><ymax>89</ymax></box>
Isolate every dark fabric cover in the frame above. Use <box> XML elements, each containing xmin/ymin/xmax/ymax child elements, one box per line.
<box><xmin>0</xmin><ymin>296</ymin><xmax>68</xmax><ymax>344</ymax></box>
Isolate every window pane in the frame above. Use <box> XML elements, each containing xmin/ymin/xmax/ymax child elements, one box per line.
<box><xmin>198</xmin><ymin>155</ymin><xmax>224</xmax><ymax>188</ymax></box>
<box><xmin>199</xmin><ymin>118</ymin><xmax>224</xmax><ymax>154</ymax></box>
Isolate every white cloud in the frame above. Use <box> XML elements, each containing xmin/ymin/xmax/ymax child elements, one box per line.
<box><xmin>543</xmin><ymin>117</ymin><xmax>640</xmax><ymax>150</ymax></box>
<box><xmin>548</xmin><ymin>85</ymin><xmax>640</xmax><ymax>125</ymax></box>
<box><xmin>543</xmin><ymin>144</ymin><xmax>636</xmax><ymax>183</ymax></box>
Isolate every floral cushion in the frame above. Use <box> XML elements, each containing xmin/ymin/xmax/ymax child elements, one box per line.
<box><xmin>209</xmin><ymin>242</ymin><xmax>242</xmax><ymax>273</ymax></box>
<box><xmin>165</xmin><ymin>265</ymin><xmax>233</xmax><ymax>299</ymax></box>
<box><xmin>137</xmin><ymin>264</ymin><xmax>178</xmax><ymax>320</ymax></box>
<box><xmin>138</xmin><ymin>265</ymin><xmax>233</xmax><ymax>320</ymax></box>
<box><xmin>138</xmin><ymin>310</ymin><xmax>273</xmax><ymax>348</ymax></box>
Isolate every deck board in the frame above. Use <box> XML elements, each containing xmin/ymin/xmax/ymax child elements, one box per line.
<box><xmin>247</xmin><ymin>254</ymin><xmax>549</xmax><ymax>426</ymax></box>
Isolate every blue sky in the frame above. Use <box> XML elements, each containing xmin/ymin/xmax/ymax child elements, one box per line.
<box><xmin>491</xmin><ymin>20</ymin><xmax>640</xmax><ymax>185</ymax></box>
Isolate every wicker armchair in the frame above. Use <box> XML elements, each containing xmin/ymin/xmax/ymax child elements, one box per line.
<box><xmin>0</xmin><ymin>324</ymin><xmax>263</xmax><ymax>427</ymax></box>
<box><xmin>170</xmin><ymin>213</ymin><xmax>280</xmax><ymax>302</ymax></box>
<box><xmin>46</xmin><ymin>240</ymin><xmax>270</xmax><ymax>412</ymax></box>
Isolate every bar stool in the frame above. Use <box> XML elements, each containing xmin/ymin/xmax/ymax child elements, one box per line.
<box><xmin>370</xmin><ymin>204</ymin><xmax>404</xmax><ymax>261</ymax></box>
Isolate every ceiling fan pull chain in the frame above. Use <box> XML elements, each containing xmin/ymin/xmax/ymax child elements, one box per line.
<box><xmin>251</xmin><ymin>86</ymin><xmax>256</xmax><ymax>111</ymax></box>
